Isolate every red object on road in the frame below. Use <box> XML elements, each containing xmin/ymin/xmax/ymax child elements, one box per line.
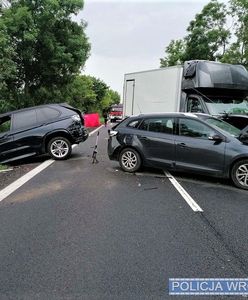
<box><xmin>84</xmin><ymin>113</ymin><xmax>101</xmax><ymax>127</ymax></box>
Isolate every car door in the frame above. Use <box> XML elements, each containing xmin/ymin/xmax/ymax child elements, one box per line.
<box><xmin>137</xmin><ymin>117</ymin><xmax>176</xmax><ymax>167</ymax></box>
<box><xmin>10</xmin><ymin>109</ymin><xmax>40</xmax><ymax>159</ymax></box>
<box><xmin>0</xmin><ymin>114</ymin><xmax>15</xmax><ymax>163</ymax></box>
<box><xmin>175</xmin><ymin>117</ymin><xmax>226</xmax><ymax>175</ymax></box>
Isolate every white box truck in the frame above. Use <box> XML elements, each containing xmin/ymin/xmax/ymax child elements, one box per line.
<box><xmin>123</xmin><ymin>60</ymin><xmax>248</xmax><ymax>129</ymax></box>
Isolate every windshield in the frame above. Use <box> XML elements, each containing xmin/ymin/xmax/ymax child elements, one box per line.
<box><xmin>205</xmin><ymin>117</ymin><xmax>241</xmax><ymax>137</ymax></box>
<box><xmin>205</xmin><ymin>99</ymin><xmax>248</xmax><ymax>115</ymax></box>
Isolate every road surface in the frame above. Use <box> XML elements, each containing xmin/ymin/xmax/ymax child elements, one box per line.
<box><xmin>0</xmin><ymin>125</ymin><xmax>248</xmax><ymax>299</ymax></box>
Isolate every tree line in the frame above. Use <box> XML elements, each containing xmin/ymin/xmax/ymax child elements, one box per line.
<box><xmin>0</xmin><ymin>0</ymin><xmax>120</xmax><ymax>114</ymax></box>
<box><xmin>160</xmin><ymin>0</ymin><xmax>248</xmax><ymax>68</ymax></box>
<box><xmin>1</xmin><ymin>0</ymin><xmax>247</xmax><ymax>115</ymax></box>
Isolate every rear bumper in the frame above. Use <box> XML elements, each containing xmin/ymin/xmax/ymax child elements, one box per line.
<box><xmin>108</xmin><ymin>137</ymin><xmax>121</xmax><ymax>160</ymax></box>
<box><xmin>72</xmin><ymin>128</ymin><xmax>89</xmax><ymax>144</ymax></box>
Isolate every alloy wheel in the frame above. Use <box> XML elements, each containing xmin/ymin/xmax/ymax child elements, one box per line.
<box><xmin>50</xmin><ymin>139</ymin><xmax>69</xmax><ymax>158</ymax></box>
<box><xmin>121</xmin><ymin>151</ymin><xmax>138</xmax><ymax>170</ymax></box>
<box><xmin>235</xmin><ymin>163</ymin><xmax>248</xmax><ymax>187</ymax></box>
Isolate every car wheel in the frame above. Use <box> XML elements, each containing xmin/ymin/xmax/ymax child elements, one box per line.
<box><xmin>48</xmin><ymin>137</ymin><xmax>72</xmax><ymax>160</ymax></box>
<box><xmin>231</xmin><ymin>160</ymin><xmax>248</xmax><ymax>190</ymax></box>
<box><xmin>119</xmin><ymin>148</ymin><xmax>141</xmax><ymax>172</ymax></box>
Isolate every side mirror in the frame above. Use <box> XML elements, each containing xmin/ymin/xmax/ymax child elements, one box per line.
<box><xmin>239</xmin><ymin>133</ymin><xmax>248</xmax><ymax>144</ymax></box>
<box><xmin>208</xmin><ymin>134</ymin><xmax>223</xmax><ymax>142</ymax></box>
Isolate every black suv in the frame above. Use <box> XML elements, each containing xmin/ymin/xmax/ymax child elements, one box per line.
<box><xmin>0</xmin><ymin>104</ymin><xmax>88</xmax><ymax>163</ymax></box>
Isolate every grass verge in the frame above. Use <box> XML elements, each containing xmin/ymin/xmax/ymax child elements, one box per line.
<box><xmin>0</xmin><ymin>164</ymin><xmax>8</xmax><ymax>171</ymax></box>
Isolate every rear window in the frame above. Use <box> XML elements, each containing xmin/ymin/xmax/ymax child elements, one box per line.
<box><xmin>37</xmin><ymin>107</ymin><xmax>60</xmax><ymax>123</ymax></box>
<box><xmin>13</xmin><ymin>110</ymin><xmax>37</xmax><ymax>130</ymax></box>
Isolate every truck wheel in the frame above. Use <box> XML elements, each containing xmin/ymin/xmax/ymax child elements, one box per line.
<box><xmin>231</xmin><ymin>160</ymin><xmax>248</xmax><ymax>190</ymax></box>
<box><xmin>48</xmin><ymin>137</ymin><xmax>72</xmax><ymax>160</ymax></box>
<box><xmin>119</xmin><ymin>148</ymin><xmax>141</xmax><ymax>172</ymax></box>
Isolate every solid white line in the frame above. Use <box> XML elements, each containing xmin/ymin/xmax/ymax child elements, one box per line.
<box><xmin>0</xmin><ymin>125</ymin><xmax>103</xmax><ymax>202</ymax></box>
<box><xmin>164</xmin><ymin>170</ymin><xmax>203</xmax><ymax>212</ymax></box>
<box><xmin>0</xmin><ymin>159</ymin><xmax>54</xmax><ymax>202</ymax></box>
<box><xmin>89</xmin><ymin>125</ymin><xmax>104</xmax><ymax>136</ymax></box>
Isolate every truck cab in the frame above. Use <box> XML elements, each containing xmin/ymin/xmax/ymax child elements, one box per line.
<box><xmin>181</xmin><ymin>60</ymin><xmax>248</xmax><ymax>130</ymax></box>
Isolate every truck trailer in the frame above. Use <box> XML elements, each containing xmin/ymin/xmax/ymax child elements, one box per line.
<box><xmin>123</xmin><ymin>60</ymin><xmax>248</xmax><ymax>129</ymax></box>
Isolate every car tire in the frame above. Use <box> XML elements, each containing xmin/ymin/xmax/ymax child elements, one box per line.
<box><xmin>119</xmin><ymin>148</ymin><xmax>141</xmax><ymax>173</ymax></box>
<box><xmin>47</xmin><ymin>137</ymin><xmax>72</xmax><ymax>160</ymax></box>
<box><xmin>231</xmin><ymin>159</ymin><xmax>248</xmax><ymax>190</ymax></box>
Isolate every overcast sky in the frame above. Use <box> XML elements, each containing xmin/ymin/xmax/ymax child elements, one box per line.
<box><xmin>79</xmin><ymin>0</ymin><xmax>227</xmax><ymax>96</ymax></box>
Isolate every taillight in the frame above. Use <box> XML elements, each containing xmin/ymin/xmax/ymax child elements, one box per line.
<box><xmin>71</xmin><ymin>114</ymin><xmax>81</xmax><ymax>122</ymax></box>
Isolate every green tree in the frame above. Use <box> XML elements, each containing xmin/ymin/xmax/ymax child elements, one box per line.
<box><xmin>0</xmin><ymin>0</ymin><xmax>90</xmax><ymax>109</ymax></box>
<box><xmin>32</xmin><ymin>73</ymin><xmax>121</xmax><ymax>113</ymax></box>
<box><xmin>62</xmin><ymin>75</ymin><xmax>120</xmax><ymax>113</ymax></box>
<box><xmin>160</xmin><ymin>0</ymin><xmax>230</xmax><ymax>66</ymax></box>
<box><xmin>0</xmin><ymin>19</ymin><xmax>17</xmax><ymax>112</ymax></box>
<box><xmin>222</xmin><ymin>0</ymin><xmax>248</xmax><ymax>67</ymax></box>
<box><xmin>63</xmin><ymin>75</ymin><xmax>97</xmax><ymax>113</ymax></box>
<box><xmin>184</xmin><ymin>0</ymin><xmax>230</xmax><ymax>61</ymax></box>
<box><xmin>83</xmin><ymin>77</ymin><xmax>121</xmax><ymax>113</ymax></box>
<box><xmin>88</xmin><ymin>76</ymin><xmax>108</xmax><ymax>112</ymax></box>
<box><xmin>101</xmin><ymin>89</ymin><xmax>120</xmax><ymax>110</ymax></box>
<box><xmin>108</xmin><ymin>89</ymin><xmax>120</xmax><ymax>105</ymax></box>
<box><xmin>160</xmin><ymin>39</ymin><xmax>186</xmax><ymax>67</ymax></box>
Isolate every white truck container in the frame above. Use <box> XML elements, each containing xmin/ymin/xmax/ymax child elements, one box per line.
<box><xmin>123</xmin><ymin>66</ymin><xmax>183</xmax><ymax>116</ymax></box>
<box><xmin>123</xmin><ymin>60</ymin><xmax>248</xmax><ymax>130</ymax></box>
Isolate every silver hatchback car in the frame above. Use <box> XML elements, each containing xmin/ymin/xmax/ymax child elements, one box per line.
<box><xmin>108</xmin><ymin>113</ymin><xmax>248</xmax><ymax>190</ymax></box>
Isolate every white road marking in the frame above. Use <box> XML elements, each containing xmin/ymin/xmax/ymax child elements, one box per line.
<box><xmin>0</xmin><ymin>159</ymin><xmax>54</xmax><ymax>202</ymax></box>
<box><xmin>0</xmin><ymin>125</ymin><xmax>103</xmax><ymax>202</ymax></box>
<box><xmin>89</xmin><ymin>125</ymin><xmax>104</xmax><ymax>136</ymax></box>
<box><xmin>164</xmin><ymin>170</ymin><xmax>203</xmax><ymax>212</ymax></box>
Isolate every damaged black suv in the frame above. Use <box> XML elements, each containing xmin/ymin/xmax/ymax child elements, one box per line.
<box><xmin>0</xmin><ymin>104</ymin><xmax>88</xmax><ymax>163</ymax></box>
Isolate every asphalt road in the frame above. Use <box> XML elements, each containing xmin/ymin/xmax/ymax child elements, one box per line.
<box><xmin>0</xmin><ymin>125</ymin><xmax>248</xmax><ymax>299</ymax></box>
